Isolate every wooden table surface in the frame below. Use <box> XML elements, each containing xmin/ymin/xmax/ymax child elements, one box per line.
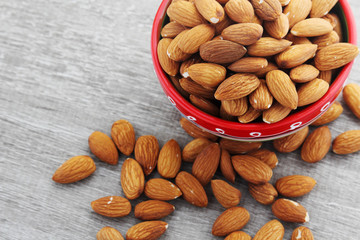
<box><xmin>1</xmin><ymin>0</ymin><xmax>360</xmax><ymax>239</ymax></box>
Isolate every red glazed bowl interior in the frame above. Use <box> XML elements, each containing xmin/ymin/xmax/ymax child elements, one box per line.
<box><xmin>151</xmin><ymin>0</ymin><xmax>357</xmax><ymax>141</ymax></box>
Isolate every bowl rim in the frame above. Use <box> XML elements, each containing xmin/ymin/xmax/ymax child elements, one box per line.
<box><xmin>151</xmin><ymin>0</ymin><xmax>357</xmax><ymax>139</ymax></box>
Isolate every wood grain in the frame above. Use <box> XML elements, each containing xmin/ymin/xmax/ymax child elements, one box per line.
<box><xmin>0</xmin><ymin>0</ymin><xmax>360</xmax><ymax>239</ymax></box>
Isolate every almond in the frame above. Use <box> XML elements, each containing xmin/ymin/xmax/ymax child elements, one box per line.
<box><xmin>328</xmin><ymin>13</ymin><xmax>343</xmax><ymax>42</ymax></box>
<box><xmin>291</xmin><ymin>226</ymin><xmax>314</xmax><ymax>240</ymax></box>
<box><xmin>343</xmin><ymin>83</ymin><xmax>360</xmax><ymax>119</ymax></box>
<box><xmin>211</xmin><ymin>179</ymin><xmax>242</xmax><ymax>208</ymax></box>
<box><xmin>220</xmin><ymin>148</ymin><xmax>236</xmax><ymax>183</ymax></box>
<box><xmin>188</xmin><ymin>63</ymin><xmax>226</xmax><ymax>88</ymax></box>
<box><xmin>263</xmin><ymin>101</ymin><xmax>292</xmax><ymax>123</ymax></box>
<box><xmin>254</xmin><ymin>62</ymin><xmax>278</xmax><ymax>78</ymax></box>
<box><xmin>179</xmin><ymin>117</ymin><xmax>218</xmax><ymax>141</ymax></box>
<box><xmin>311</xmin><ymin>101</ymin><xmax>343</xmax><ymax>126</ymax></box>
<box><xmin>237</xmin><ymin>106</ymin><xmax>262</xmax><ymax>123</ymax></box>
<box><xmin>178</xmin><ymin>24</ymin><xmax>215</xmax><ymax>54</ymax></box>
<box><xmin>290</xmin><ymin>64</ymin><xmax>320</xmax><ymax>83</ymax></box>
<box><xmin>273</xmin><ymin>126</ymin><xmax>309</xmax><ymax>153</ymax></box>
<box><xmin>297</xmin><ymin>78</ymin><xmax>329</xmax><ymax>107</ymax></box>
<box><xmin>315</xmin><ymin>43</ymin><xmax>359</xmax><ymax>71</ymax></box>
<box><xmin>333</xmin><ymin>130</ymin><xmax>360</xmax><ymax>154</ymax></box>
<box><xmin>275</xmin><ymin>44</ymin><xmax>318</xmax><ymax>68</ymax></box>
<box><xmin>232</xmin><ymin>155</ymin><xmax>273</xmax><ymax>184</ymax></box>
<box><xmin>221</xmin><ymin>23</ymin><xmax>263</xmax><ymax>45</ymax></box>
<box><xmin>212</xmin><ymin>207</ymin><xmax>250</xmax><ymax>236</ymax></box>
<box><xmin>283</xmin><ymin>0</ymin><xmax>312</xmax><ymax>28</ymax></box>
<box><xmin>279</xmin><ymin>0</ymin><xmax>290</xmax><ymax>6</ymax></box>
<box><xmin>192</xmin><ymin>143</ymin><xmax>221</xmax><ymax>185</ymax></box>
<box><xmin>263</xmin><ymin>13</ymin><xmax>289</xmax><ymax>39</ymax></box>
<box><xmin>291</xmin><ymin>18</ymin><xmax>333</xmax><ymax>37</ymax></box>
<box><xmin>111</xmin><ymin>119</ymin><xmax>135</xmax><ymax>156</ymax></box>
<box><xmin>225</xmin><ymin>231</ymin><xmax>252</xmax><ymax>240</ymax></box>
<box><xmin>214</xmin><ymin>14</ymin><xmax>234</xmax><ymax>35</ymax></box>
<box><xmin>275</xmin><ymin>175</ymin><xmax>317</xmax><ymax>197</ymax></box>
<box><xmin>91</xmin><ymin>196</ymin><xmax>131</xmax><ymax>218</ymax></box>
<box><xmin>322</xmin><ymin>13</ymin><xmax>338</xmax><ymax>29</ymax></box>
<box><xmin>228</xmin><ymin>57</ymin><xmax>268</xmax><ymax>73</ymax></box>
<box><xmin>248</xmin><ymin>182</ymin><xmax>278</xmax><ymax>205</ymax></box>
<box><xmin>175</xmin><ymin>171</ymin><xmax>208</xmax><ymax>207</ymax></box>
<box><xmin>200</xmin><ymin>39</ymin><xmax>247</xmax><ymax>64</ymax></box>
<box><xmin>285</xmin><ymin>33</ymin><xmax>312</xmax><ymax>45</ymax></box>
<box><xmin>272</xmin><ymin>198</ymin><xmax>309</xmax><ymax>223</ymax></box>
<box><xmin>134</xmin><ymin>200</ymin><xmax>175</xmax><ymax>220</ymax></box>
<box><xmin>195</xmin><ymin>0</ymin><xmax>225</xmax><ymax>24</ymax></box>
<box><xmin>134</xmin><ymin>135</ymin><xmax>159</xmax><ymax>175</ymax></box>
<box><xmin>249</xmin><ymin>79</ymin><xmax>273</xmax><ymax>110</ymax></box>
<box><xmin>318</xmin><ymin>70</ymin><xmax>333</xmax><ymax>84</ymax></box>
<box><xmin>224</xmin><ymin>0</ymin><xmax>255</xmax><ymax>23</ymax></box>
<box><xmin>182</xmin><ymin>137</ymin><xmax>213</xmax><ymax>162</ymax></box>
<box><xmin>167</xmin><ymin>1</ymin><xmax>206</xmax><ymax>27</ymax></box>
<box><xmin>247</xmin><ymin>37</ymin><xmax>292</xmax><ymax>57</ymax></box>
<box><xmin>215</xmin><ymin>73</ymin><xmax>260</xmax><ymax>100</ymax></box>
<box><xmin>157</xmin><ymin>38</ymin><xmax>179</xmax><ymax>76</ymax></box>
<box><xmin>250</xmin><ymin>0</ymin><xmax>282</xmax><ymax>21</ymax></box>
<box><xmin>161</xmin><ymin>22</ymin><xmax>187</xmax><ymax>38</ymax></box>
<box><xmin>311</xmin><ymin>0</ymin><xmax>338</xmax><ymax>18</ymax></box>
<box><xmin>126</xmin><ymin>221</ymin><xmax>168</xmax><ymax>240</ymax></box>
<box><xmin>145</xmin><ymin>178</ymin><xmax>182</xmax><ymax>201</ymax></box>
<box><xmin>52</xmin><ymin>155</ymin><xmax>96</xmax><ymax>184</ymax></box>
<box><xmin>121</xmin><ymin>158</ymin><xmax>145</xmax><ymax>200</ymax></box>
<box><xmin>220</xmin><ymin>138</ymin><xmax>262</xmax><ymax>154</ymax></box>
<box><xmin>89</xmin><ymin>131</ymin><xmax>119</xmax><ymax>165</ymax></box>
<box><xmin>169</xmin><ymin>75</ymin><xmax>190</xmax><ymax>99</ymax></box>
<box><xmin>97</xmin><ymin>227</ymin><xmax>124</xmax><ymax>240</ymax></box>
<box><xmin>312</xmin><ymin>31</ymin><xmax>340</xmax><ymax>50</ymax></box>
<box><xmin>253</xmin><ymin>219</ymin><xmax>284</xmax><ymax>240</ymax></box>
<box><xmin>221</xmin><ymin>98</ymin><xmax>248</xmax><ymax>116</ymax></box>
<box><xmin>167</xmin><ymin>30</ymin><xmax>192</xmax><ymax>62</ymax></box>
<box><xmin>190</xmin><ymin>95</ymin><xmax>220</xmax><ymax>116</ymax></box>
<box><xmin>179</xmin><ymin>77</ymin><xmax>215</xmax><ymax>99</ymax></box>
<box><xmin>301</xmin><ymin>126</ymin><xmax>331</xmax><ymax>163</ymax></box>
<box><xmin>180</xmin><ymin>54</ymin><xmax>202</xmax><ymax>78</ymax></box>
<box><xmin>248</xmin><ymin>149</ymin><xmax>278</xmax><ymax>169</ymax></box>
<box><xmin>266</xmin><ymin>70</ymin><xmax>298</xmax><ymax>109</ymax></box>
<box><xmin>157</xmin><ymin>139</ymin><xmax>182</xmax><ymax>178</ymax></box>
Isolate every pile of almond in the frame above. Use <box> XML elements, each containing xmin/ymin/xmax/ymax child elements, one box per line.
<box><xmin>52</xmin><ymin>82</ymin><xmax>360</xmax><ymax>239</ymax></box>
<box><xmin>157</xmin><ymin>0</ymin><xmax>359</xmax><ymax>123</ymax></box>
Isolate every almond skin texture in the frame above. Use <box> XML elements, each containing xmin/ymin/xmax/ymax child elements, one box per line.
<box><xmin>249</xmin><ymin>79</ymin><xmax>273</xmax><ymax>110</ymax></box>
<box><xmin>253</xmin><ymin>219</ymin><xmax>284</xmax><ymax>240</ymax></box>
<box><xmin>276</xmin><ymin>175</ymin><xmax>317</xmax><ymax>197</ymax></box>
<box><xmin>250</xmin><ymin>0</ymin><xmax>282</xmax><ymax>21</ymax></box>
<box><xmin>157</xmin><ymin>38</ymin><xmax>179</xmax><ymax>76</ymax></box>
<box><xmin>248</xmin><ymin>149</ymin><xmax>278</xmax><ymax>169</ymax></box>
<box><xmin>333</xmin><ymin>130</ymin><xmax>360</xmax><ymax>154</ymax></box>
<box><xmin>311</xmin><ymin>0</ymin><xmax>338</xmax><ymax>18</ymax></box>
<box><xmin>237</xmin><ymin>106</ymin><xmax>262</xmax><ymax>123</ymax></box>
<box><xmin>272</xmin><ymin>199</ymin><xmax>309</xmax><ymax>223</ymax></box>
<box><xmin>249</xmin><ymin>182</ymin><xmax>278</xmax><ymax>205</ymax></box>
<box><xmin>315</xmin><ymin>43</ymin><xmax>359</xmax><ymax>71</ymax></box>
<box><xmin>228</xmin><ymin>57</ymin><xmax>268</xmax><ymax>73</ymax></box>
<box><xmin>157</xmin><ymin>139</ymin><xmax>181</xmax><ymax>179</ymax></box>
<box><xmin>255</xmin><ymin>62</ymin><xmax>278</xmax><ymax>78</ymax></box>
<box><xmin>121</xmin><ymin>158</ymin><xmax>145</xmax><ymax>200</ymax></box>
<box><xmin>111</xmin><ymin>120</ymin><xmax>135</xmax><ymax>156</ymax></box>
<box><xmin>52</xmin><ymin>155</ymin><xmax>96</xmax><ymax>184</ymax></box>
<box><xmin>318</xmin><ymin>70</ymin><xmax>333</xmax><ymax>84</ymax></box>
<box><xmin>232</xmin><ymin>155</ymin><xmax>273</xmax><ymax>184</ymax></box>
<box><xmin>167</xmin><ymin>1</ymin><xmax>206</xmax><ymax>27</ymax></box>
<box><xmin>221</xmin><ymin>23</ymin><xmax>263</xmax><ymax>45</ymax></box>
<box><xmin>89</xmin><ymin>131</ymin><xmax>119</xmax><ymax>165</ymax></box>
<box><xmin>145</xmin><ymin>178</ymin><xmax>182</xmax><ymax>201</ymax></box>
<box><xmin>263</xmin><ymin>102</ymin><xmax>292</xmax><ymax>124</ymax></box>
<box><xmin>126</xmin><ymin>221</ymin><xmax>168</xmax><ymax>240</ymax></box>
<box><xmin>247</xmin><ymin>37</ymin><xmax>292</xmax><ymax>57</ymax></box>
<box><xmin>161</xmin><ymin>22</ymin><xmax>187</xmax><ymax>38</ymax></box>
<box><xmin>266</xmin><ymin>70</ymin><xmax>298</xmax><ymax>109</ymax></box>
<box><xmin>182</xmin><ymin>137</ymin><xmax>213</xmax><ymax>163</ymax></box>
<box><xmin>283</xmin><ymin>0</ymin><xmax>312</xmax><ymax>28</ymax></box>
<box><xmin>214</xmin><ymin>14</ymin><xmax>233</xmax><ymax>35</ymax></box>
<box><xmin>169</xmin><ymin>75</ymin><xmax>190</xmax><ymax>99</ymax></box>
<box><xmin>286</xmin><ymin>33</ymin><xmax>313</xmax><ymax>45</ymax></box>
<box><xmin>312</xmin><ymin>101</ymin><xmax>343</xmax><ymax>126</ymax></box>
<box><xmin>134</xmin><ymin>200</ymin><xmax>175</xmax><ymax>220</ymax></box>
<box><xmin>211</xmin><ymin>179</ymin><xmax>241</xmax><ymax>208</ymax></box>
<box><xmin>224</xmin><ymin>0</ymin><xmax>255</xmax><ymax>23</ymax></box>
<box><xmin>91</xmin><ymin>196</ymin><xmax>131</xmax><ymax>218</ymax></box>
<box><xmin>275</xmin><ymin>44</ymin><xmax>318</xmax><ymax>69</ymax></box>
<box><xmin>167</xmin><ymin>29</ymin><xmax>192</xmax><ymax>62</ymax></box>
<box><xmin>220</xmin><ymin>148</ymin><xmax>236</xmax><ymax>183</ymax></box>
<box><xmin>200</xmin><ymin>40</ymin><xmax>247</xmax><ymax>64</ymax></box>
<box><xmin>215</xmin><ymin>73</ymin><xmax>260</xmax><ymax>100</ymax></box>
<box><xmin>180</xmin><ymin>54</ymin><xmax>202</xmax><ymax>78</ymax></box>
<box><xmin>312</xmin><ymin>31</ymin><xmax>340</xmax><ymax>51</ymax></box>
<box><xmin>195</xmin><ymin>0</ymin><xmax>225</xmax><ymax>24</ymax></box>
<box><xmin>273</xmin><ymin>126</ymin><xmax>309</xmax><ymax>153</ymax></box>
<box><xmin>190</xmin><ymin>95</ymin><xmax>220</xmax><ymax>116</ymax></box>
<box><xmin>134</xmin><ymin>135</ymin><xmax>159</xmax><ymax>176</ymax></box>
<box><xmin>301</xmin><ymin>126</ymin><xmax>332</xmax><ymax>163</ymax></box>
<box><xmin>343</xmin><ymin>83</ymin><xmax>360</xmax><ymax>119</ymax></box>
<box><xmin>192</xmin><ymin>143</ymin><xmax>221</xmax><ymax>185</ymax></box>
<box><xmin>175</xmin><ymin>171</ymin><xmax>208</xmax><ymax>207</ymax></box>
<box><xmin>220</xmin><ymin>138</ymin><xmax>262</xmax><ymax>154</ymax></box>
<box><xmin>264</xmin><ymin>13</ymin><xmax>289</xmax><ymax>39</ymax></box>
<box><xmin>221</xmin><ymin>98</ymin><xmax>248</xmax><ymax>116</ymax></box>
<box><xmin>297</xmin><ymin>78</ymin><xmax>329</xmax><ymax>107</ymax></box>
<box><xmin>179</xmin><ymin>78</ymin><xmax>215</xmax><ymax>99</ymax></box>
<box><xmin>179</xmin><ymin>117</ymin><xmax>218</xmax><ymax>141</ymax></box>
<box><xmin>188</xmin><ymin>63</ymin><xmax>226</xmax><ymax>88</ymax></box>
<box><xmin>290</xmin><ymin>64</ymin><xmax>320</xmax><ymax>83</ymax></box>
<box><xmin>291</xmin><ymin>226</ymin><xmax>314</xmax><ymax>240</ymax></box>
<box><xmin>178</xmin><ymin>24</ymin><xmax>215</xmax><ymax>54</ymax></box>
<box><xmin>212</xmin><ymin>207</ymin><xmax>250</xmax><ymax>236</ymax></box>
<box><xmin>225</xmin><ymin>231</ymin><xmax>252</xmax><ymax>240</ymax></box>
<box><xmin>291</xmin><ymin>18</ymin><xmax>333</xmax><ymax>37</ymax></box>
<box><xmin>97</xmin><ymin>227</ymin><xmax>124</xmax><ymax>240</ymax></box>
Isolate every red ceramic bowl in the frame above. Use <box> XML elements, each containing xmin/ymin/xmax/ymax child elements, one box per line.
<box><xmin>151</xmin><ymin>0</ymin><xmax>357</xmax><ymax>141</ymax></box>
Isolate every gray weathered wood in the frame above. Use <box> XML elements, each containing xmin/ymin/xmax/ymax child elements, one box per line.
<box><xmin>0</xmin><ymin>0</ymin><xmax>360</xmax><ymax>239</ymax></box>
